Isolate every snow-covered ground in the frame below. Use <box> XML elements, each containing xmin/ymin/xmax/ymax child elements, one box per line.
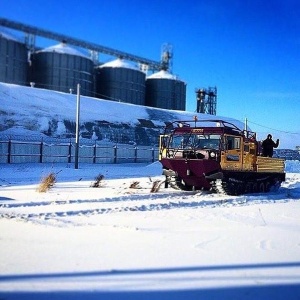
<box><xmin>0</xmin><ymin>160</ymin><xmax>300</xmax><ymax>299</ymax></box>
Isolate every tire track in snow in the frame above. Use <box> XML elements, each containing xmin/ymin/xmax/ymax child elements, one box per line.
<box><xmin>0</xmin><ymin>190</ymin><xmax>196</xmax><ymax>209</ymax></box>
<box><xmin>0</xmin><ymin>186</ymin><xmax>297</xmax><ymax>210</ymax></box>
<box><xmin>0</xmin><ymin>189</ymin><xmax>297</xmax><ymax>226</ymax></box>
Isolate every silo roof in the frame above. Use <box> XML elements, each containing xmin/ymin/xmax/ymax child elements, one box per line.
<box><xmin>147</xmin><ymin>70</ymin><xmax>178</xmax><ymax>80</ymax></box>
<box><xmin>99</xmin><ymin>58</ymin><xmax>139</xmax><ymax>70</ymax></box>
<box><xmin>37</xmin><ymin>43</ymin><xmax>90</xmax><ymax>58</ymax></box>
<box><xmin>0</xmin><ymin>30</ymin><xmax>20</xmax><ymax>42</ymax></box>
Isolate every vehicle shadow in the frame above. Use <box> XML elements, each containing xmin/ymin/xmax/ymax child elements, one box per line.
<box><xmin>1</xmin><ymin>284</ymin><xmax>300</xmax><ymax>300</ymax></box>
<box><xmin>0</xmin><ymin>196</ymin><xmax>14</xmax><ymax>201</ymax></box>
<box><xmin>1</xmin><ymin>262</ymin><xmax>300</xmax><ymax>299</ymax></box>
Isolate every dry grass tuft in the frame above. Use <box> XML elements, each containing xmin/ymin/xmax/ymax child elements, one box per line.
<box><xmin>90</xmin><ymin>174</ymin><xmax>104</xmax><ymax>188</ymax></box>
<box><xmin>38</xmin><ymin>172</ymin><xmax>56</xmax><ymax>193</ymax></box>
<box><xmin>150</xmin><ymin>180</ymin><xmax>165</xmax><ymax>193</ymax></box>
<box><xmin>129</xmin><ymin>181</ymin><xmax>140</xmax><ymax>189</ymax></box>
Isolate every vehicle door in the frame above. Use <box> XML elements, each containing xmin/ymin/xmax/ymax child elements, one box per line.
<box><xmin>221</xmin><ymin>135</ymin><xmax>243</xmax><ymax>170</ymax></box>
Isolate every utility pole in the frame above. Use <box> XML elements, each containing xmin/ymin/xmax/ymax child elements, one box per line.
<box><xmin>244</xmin><ymin>117</ymin><xmax>248</xmax><ymax>137</ymax></box>
<box><xmin>75</xmin><ymin>84</ymin><xmax>80</xmax><ymax>169</ymax></box>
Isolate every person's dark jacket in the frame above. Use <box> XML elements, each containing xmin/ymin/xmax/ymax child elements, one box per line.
<box><xmin>262</xmin><ymin>136</ymin><xmax>279</xmax><ymax>157</ymax></box>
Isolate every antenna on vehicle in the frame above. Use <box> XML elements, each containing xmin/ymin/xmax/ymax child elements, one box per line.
<box><xmin>244</xmin><ymin>117</ymin><xmax>248</xmax><ymax>130</ymax></box>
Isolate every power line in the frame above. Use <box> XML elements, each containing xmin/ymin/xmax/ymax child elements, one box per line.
<box><xmin>247</xmin><ymin>120</ymin><xmax>300</xmax><ymax>135</ymax></box>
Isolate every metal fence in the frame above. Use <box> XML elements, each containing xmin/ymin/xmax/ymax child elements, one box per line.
<box><xmin>0</xmin><ymin>140</ymin><xmax>159</xmax><ymax>164</ymax></box>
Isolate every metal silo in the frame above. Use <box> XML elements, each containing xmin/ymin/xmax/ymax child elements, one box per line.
<box><xmin>30</xmin><ymin>43</ymin><xmax>94</xmax><ymax>96</ymax></box>
<box><xmin>0</xmin><ymin>31</ymin><xmax>28</xmax><ymax>85</ymax></box>
<box><xmin>145</xmin><ymin>70</ymin><xmax>186</xmax><ymax>110</ymax></box>
<box><xmin>96</xmin><ymin>58</ymin><xmax>146</xmax><ymax>105</ymax></box>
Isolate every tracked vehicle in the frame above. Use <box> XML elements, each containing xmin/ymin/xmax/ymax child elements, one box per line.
<box><xmin>159</xmin><ymin>118</ymin><xmax>285</xmax><ymax>195</ymax></box>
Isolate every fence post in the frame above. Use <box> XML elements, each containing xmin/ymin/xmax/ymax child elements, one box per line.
<box><xmin>151</xmin><ymin>148</ymin><xmax>155</xmax><ymax>163</ymax></box>
<box><xmin>68</xmin><ymin>140</ymin><xmax>72</xmax><ymax>163</ymax></box>
<box><xmin>113</xmin><ymin>145</ymin><xmax>117</xmax><ymax>164</ymax></box>
<box><xmin>39</xmin><ymin>140</ymin><xmax>43</xmax><ymax>163</ymax></box>
<box><xmin>134</xmin><ymin>146</ymin><xmax>138</xmax><ymax>163</ymax></box>
<box><xmin>93</xmin><ymin>141</ymin><xmax>96</xmax><ymax>164</ymax></box>
<box><xmin>7</xmin><ymin>139</ymin><xmax>11</xmax><ymax>164</ymax></box>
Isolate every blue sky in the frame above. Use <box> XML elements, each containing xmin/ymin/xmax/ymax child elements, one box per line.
<box><xmin>1</xmin><ymin>0</ymin><xmax>300</xmax><ymax>147</ymax></box>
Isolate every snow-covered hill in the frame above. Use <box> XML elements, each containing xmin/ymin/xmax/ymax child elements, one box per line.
<box><xmin>1</xmin><ymin>82</ymin><xmax>298</xmax><ymax>149</ymax></box>
<box><xmin>0</xmin><ymin>82</ymin><xmax>256</xmax><ymax>146</ymax></box>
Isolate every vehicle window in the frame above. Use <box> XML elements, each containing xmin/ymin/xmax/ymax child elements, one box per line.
<box><xmin>171</xmin><ymin>133</ymin><xmax>192</xmax><ymax>148</ymax></box>
<box><xmin>194</xmin><ymin>134</ymin><xmax>220</xmax><ymax>150</ymax></box>
<box><xmin>227</xmin><ymin>136</ymin><xmax>241</xmax><ymax>150</ymax></box>
<box><xmin>170</xmin><ymin>134</ymin><xmax>220</xmax><ymax>150</ymax></box>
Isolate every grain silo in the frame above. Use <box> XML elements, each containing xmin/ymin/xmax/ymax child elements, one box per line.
<box><xmin>30</xmin><ymin>42</ymin><xmax>94</xmax><ymax>96</ymax></box>
<box><xmin>0</xmin><ymin>31</ymin><xmax>28</xmax><ymax>85</ymax></box>
<box><xmin>145</xmin><ymin>70</ymin><xmax>186</xmax><ymax>110</ymax></box>
<box><xmin>96</xmin><ymin>58</ymin><xmax>146</xmax><ymax>105</ymax></box>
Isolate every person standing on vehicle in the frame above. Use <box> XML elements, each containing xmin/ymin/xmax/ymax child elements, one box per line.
<box><xmin>262</xmin><ymin>134</ymin><xmax>279</xmax><ymax>157</ymax></box>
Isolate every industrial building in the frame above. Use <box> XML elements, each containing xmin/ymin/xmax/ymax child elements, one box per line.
<box><xmin>96</xmin><ymin>58</ymin><xmax>146</xmax><ymax>105</ymax></box>
<box><xmin>0</xmin><ymin>31</ymin><xmax>28</xmax><ymax>86</ymax></box>
<box><xmin>146</xmin><ymin>70</ymin><xmax>186</xmax><ymax>110</ymax></box>
<box><xmin>0</xmin><ymin>18</ymin><xmax>187</xmax><ymax>111</ymax></box>
<box><xmin>30</xmin><ymin>43</ymin><xmax>95</xmax><ymax>96</ymax></box>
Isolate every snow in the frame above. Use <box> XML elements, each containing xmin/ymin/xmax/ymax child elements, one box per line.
<box><xmin>0</xmin><ymin>30</ymin><xmax>19</xmax><ymax>42</ymax></box>
<box><xmin>147</xmin><ymin>70</ymin><xmax>180</xmax><ymax>80</ymax></box>
<box><xmin>0</xmin><ymin>82</ymin><xmax>150</xmax><ymax>128</ymax></box>
<box><xmin>1</xmin><ymin>82</ymin><xmax>298</xmax><ymax>148</ymax></box>
<box><xmin>99</xmin><ymin>58</ymin><xmax>140</xmax><ymax>70</ymax></box>
<box><xmin>0</xmin><ymin>160</ymin><xmax>300</xmax><ymax>299</ymax></box>
<box><xmin>0</xmin><ymin>82</ymin><xmax>246</xmax><ymax>144</ymax></box>
<box><xmin>37</xmin><ymin>43</ymin><xmax>90</xmax><ymax>59</ymax></box>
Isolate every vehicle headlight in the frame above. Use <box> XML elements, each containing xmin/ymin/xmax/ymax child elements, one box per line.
<box><xmin>210</xmin><ymin>151</ymin><xmax>216</xmax><ymax>158</ymax></box>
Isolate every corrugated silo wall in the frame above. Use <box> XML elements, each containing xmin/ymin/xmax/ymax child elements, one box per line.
<box><xmin>0</xmin><ymin>36</ymin><xmax>28</xmax><ymax>85</ymax></box>
<box><xmin>30</xmin><ymin>52</ymin><xmax>94</xmax><ymax>96</ymax></box>
<box><xmin>96</xmin><ymin>67</ymin><xmax>146</xmax><ymax>105</ymax></box>
<box><xmin>145</xmin><ymin>78</ymin><xmax>186</xmax><ymax>110</ymax></box>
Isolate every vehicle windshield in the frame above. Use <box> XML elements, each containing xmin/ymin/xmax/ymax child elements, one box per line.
<box><xmin>170</xmin><ymin>133</ymin><xmax>221</xmax><ymax>150</ymax></box>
